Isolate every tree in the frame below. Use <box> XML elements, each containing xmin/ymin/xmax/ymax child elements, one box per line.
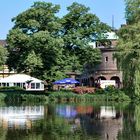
<box><xmin>7</xmin><ymin>2</ymin><xmax>64</xmax><ymax>80</ymax></box>
<box><xmin>0</xmin><ymin>45</ymin><xmax>8</xmax><ymax>66</ymax></box>
<box><xmin>125</xmin><ymin>0</ymin><xmax>140</xmax><ymax>24</ymax></box>
<box><xmin>61</xmin><ymin>2</ymin><xmax>110</xmax><ymax>72</ymax></box>
<box><xmin>115</xmin><ymin>0</ymin><xmax>140</xmax><ymax>96</ymax></box>
<box><xmin>23</xmin><ymin>50</ymin><xmax>43</xmax><ymax>74</ymax></box>
<box><xmin>7</xmin><ymin>1</ymin><xmax>110</xmax><ymax>81</ymax></box>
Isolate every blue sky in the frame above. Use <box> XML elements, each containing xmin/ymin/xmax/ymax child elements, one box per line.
<box><xmin>0</xmin><ymin>0</ymin><xmax>125</xmax><ymax>39</ymax></box>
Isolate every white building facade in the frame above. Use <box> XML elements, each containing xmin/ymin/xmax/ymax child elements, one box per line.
<box><xmin>0</xmin><ymin>74</ymin><xmax>44</xmax><ymax>91</ymax></box>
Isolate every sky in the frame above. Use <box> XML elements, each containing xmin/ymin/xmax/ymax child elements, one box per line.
<box><xmin>0</xmin><ymin>0</ymin><xmax>126</xmax><ymax>39</ymax></box>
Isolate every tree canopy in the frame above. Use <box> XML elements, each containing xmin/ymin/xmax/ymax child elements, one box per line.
<box><xmin>115</xmin><ymin>0</ymin><xmax>140</xmax><ymax>96</ymax></box>
<box><xmin>125</xmin><ymin>0</ymin><xmax>140</xmax><ymax>24</ymax></box>
<box><xmin>7</xmin><ymin>1</ymin><xmax>110</xmax><ymax>81</ymax></box>
<box><xmin>0</xmin><ymin>45</ymin><xmax>8</xmax><ymax>67</ymax></box>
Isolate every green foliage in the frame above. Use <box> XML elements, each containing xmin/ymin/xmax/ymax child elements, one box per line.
<box><xmin>0</xmin><ymin>45</ymin><xmax>8</xmax><ymax>66</ymax></box>
<box><xmin>0</xmin><ymin>93</ymin><xmax>7</xmax><ymax>101</ymax></box>
<box><xmin>7</xmin><ymin>1</ymin><xmax>110</xmax><ymax>81</ymax></box>
<box><xmin>48</xmin><ymin>91</ymin><xmax>76</xmax><ymax>102</ymax></box>
<box><xmin>125</xmin><ymin>0</ymin><xmax>140</xmax><ymax>24</ymax></box>
<box><xmin>21</xmin><ymin>94</ymin><xmax>48</xmax><ymax>103</ymax></box>
<box><xmin>115</xmin><ymin>0</ymin><xmax>140</xmax><ymax>95</ymax></box>
<box><xmin>48</xmin><ymin>89</ymin><xmax>130</xmax><ymax>103</ymax></box>
<box><xmin>3</xmin><ymin>92</ymin><xmax>48</xmax><ymax>104</ymax></box>
<box><xmin>7</xmin><ymin>2</ymin><xmax>64</xmax><ymax>80</ymax></box>
<box><xmin>108</xmin><ymin>91</ymin><xmax>131</xmax><ymax>102</ymax></box>
<box><xmin>95</xmin><ymin>88</ymin><xmax>105</xmax><ymax>94</ymax></box>
<box><xmin>0</xmin><ymin>86</ymin><xmax>24</xmax><ymax>91</ymax></box>
<box><xmin>61</xmin><ymin>2</ymin><xmax>109</xmax><ymax>73</ymax></box>
<box><xmin>103</xmin><ymin>86</ymin><xmax>131</xmax><ymax>101</ymax></box>
<box><xmin>134</xmin><ymin>104</ymin><xmax>140</xmax><ymax>131</ymax></box>
<box><xmin>23</xmin><ymin>50</ymin><xmax>43</xmax><ymax>72</ymax></box>
<box><xmin>45</xmin><ymin>117</ymin><xmax>71</xmax><ymax>140</ymax></box>
<box><xmin>105</xmin><ymin>85</ymin><xmax>117</xmax><ymax>92</ymax></box>
<box><xmin>78</xmin><ymin>47</ymin><xmax>101</xmax><ymax>74</ymax></box>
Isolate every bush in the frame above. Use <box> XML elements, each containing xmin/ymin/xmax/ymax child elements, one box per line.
<box><xmin>95</xmin><ymin>88</ymin><xmax>105</xmax><ymax>94</ymax></box>
<box><xmin>103</xmin><ymin>85</ymin><xmax>117</xmax><ymax>93</ymax></box>
<box><xmin>0</xmin><ymin>86</ymin><xmax>24</xmax><ymax>91</ymax></box>
<box><xmin>72</xmin><ymin>86</ymin><xmax>95</xmax><ymax>94</ymax></box>
<box><xmin>105</xmin><ymin>88</ymin><xmax>131</xmax><ymax>101</ymax></box>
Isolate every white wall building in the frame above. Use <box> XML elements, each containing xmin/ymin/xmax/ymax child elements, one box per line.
<box><xmin>0</xmin><ymin>74</ymin><xmax>44</xmax><ymax>91</ymax></box>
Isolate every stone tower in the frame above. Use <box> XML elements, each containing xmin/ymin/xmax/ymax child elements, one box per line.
<box><xmin>80</xmin><ymin>32</ymin><xmax>122</xmax><ymax>88</ymax></box>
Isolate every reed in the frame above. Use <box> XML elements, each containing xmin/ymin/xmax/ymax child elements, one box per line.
<box><xmin>48</xmin><ymin>90</ymin><xmax>131</xmax><ymax>103</ymax></box>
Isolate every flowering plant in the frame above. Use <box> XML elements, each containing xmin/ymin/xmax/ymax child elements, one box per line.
<box><xmin>72</xmin><ymin>86</ymin><xmax>95</xmax><ymax>94</ymax></box>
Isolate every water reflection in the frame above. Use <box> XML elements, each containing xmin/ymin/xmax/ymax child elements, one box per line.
<box><xmin>0</xmin><ymin>106</ymin><xmax>44</xmax><ymax>129</ymax></box>
<box><xmin>56</xmin><ymin>105</ymin><xmax>77</xmax><ymax>118</ymax></box>
<box><xmin>56</xmin><ymin>104</ymin><xmax>123</xmax><ymax>140</ymax></box>
<box><xmin>100</xmin><ymin>106</ymin><xmax>116</xmax><ymax>118</ymax></box>
<box><xmin>0</xmin><ymin>103</ymin><xmax>139</xmax><ymax>140</ymax></box>
<box><xmin>99</xmin><ymin>106</ymin><xmax>123</xmax><ymax>140</ymax></box>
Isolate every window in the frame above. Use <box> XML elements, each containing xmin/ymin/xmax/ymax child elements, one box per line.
<box><xmin>36</xmin><ymin>83</ymin><xmax>40</xmax><ymax>89</ymax></box>
<box><xmin>23</xmin><ymin>83</ymin><xmax>25</xmax><ymax>89</ymax></box>
<box><xmin>105</xmin><ymin>56</ymin><xmax>108</xmax><ymax>62</ymax></box>
<box><xmin>17</xmin><ymin>83</ymin><xmax>20</xmax><ymax>87</ymax></box>
<box><xmin>31</xmin><ymin>83</ymin><xmax>35</xmax><ymax>89</ymax></box>
<box><xmin>2</xmin><ymin>83</ymin><xmax>6</xmax><ymax>87</ymax></box>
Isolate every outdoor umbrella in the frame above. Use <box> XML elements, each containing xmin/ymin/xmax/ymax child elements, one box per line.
<box><xmin>53</xmin><ymin>78</ymin><xmax>79</xmax><ymax>84</ymax></box>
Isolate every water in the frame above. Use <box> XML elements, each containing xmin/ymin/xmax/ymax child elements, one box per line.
<box><xmin>0</xmin><ymin>102</ymin><xmax>139</xmax><ymax>140</ymax></box>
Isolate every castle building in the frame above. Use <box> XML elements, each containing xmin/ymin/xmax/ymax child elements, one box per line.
<box><xmin>80</xmin><ymin>32</ymin><xmax>122</xmax><ymax>88</ymax></box>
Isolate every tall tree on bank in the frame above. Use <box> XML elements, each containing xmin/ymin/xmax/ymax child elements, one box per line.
<box><xmin>7</xmin><ymin>2</ymin><xmax>64</xmax><ymax>80</ymax></box>
<box><xmin>115</xmin><ymin>0</ymin><xmax>140</xmax><ymax>96</ymax></box>
<box><xmin>61</xmin><ymin>2</ymin><xmax>109</xmax><ymax>72</ymax></box>
<box><xmin>7</xmin><ymin>1</ymin><xmax>110</xmax><ymax>81</ymax></box>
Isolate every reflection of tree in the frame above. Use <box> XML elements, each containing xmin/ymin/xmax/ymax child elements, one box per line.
<box><xmin>5</xmin><ymin>129</ymin><xmax>42</xmax><ymax>140</ymax></box>
<box><xmin>117</xmin><ymin>104</ymin><xmax>140</xmax><ymax>140</ymax></box>
<box><xmin>135</xmin><ymin>104</ymin><xmax>140</xmax><ymax>132</ymax></box>
<box><xmin>0</xmin><ymin>127</ymin><xmax>6</xmax><ymax>140</ymax></box>
<box><xmin>43</xmin><ymin>104</ymin><xmax>98</xmax><ymax>140</ymax></box>
<box><xmin>0</xmin><ymin>103</ymin><xmax>136</xmax><ymax>140</ymax></box>
<box><xmin>75</xmin><ymin>105</ymin><xmax>123</xmax><ymax>140</ymax></box>
<box><xmin>43</xmin><ymin>104</ymin><xmax>70</xmax><ymax>140</ymax></box>
<box><xmin>43</xmin><ymin>117</ymin><xmax>71</xmax><ymax>140</ymax></box>
<box><xmin>0</xmin><ymin>104</ymin><xmax>96</xmax><ymax>140</ymax></box>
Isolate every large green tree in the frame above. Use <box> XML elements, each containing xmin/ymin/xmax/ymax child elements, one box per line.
<box><xmin>115</xmin><ymin>0</ymin><xmax>140</xmax><ymax>96</ymax></box>
<box><xmin>125</xmin><ymin>0</ymin><xmax>140</xmax><ymax>24</ymax></box>
<box><xmin>7</xmin><ymin>1</ymin><xmax>110</xmax><ymax>81</ymax></box>
<box><xmin>61</xmin><ymin>2</ymin><xmax>109</xmax><ymax>73</ymax></box>
<box><xmin>7</xmin><ymin>2</ymin><xmax>64</xmax><ymax>80</ymax></box>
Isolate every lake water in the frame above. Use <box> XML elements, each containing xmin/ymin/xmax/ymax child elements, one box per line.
<box><xmin>0</xmin><ymin>102</ymin><xmax>139</xmax><ymax>140</ymax></box>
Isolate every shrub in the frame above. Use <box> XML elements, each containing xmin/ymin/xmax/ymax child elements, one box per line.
<box><xmin>95</xmin><ymin>88</ymin><xmax>105</xmax><ymax>94</ymax></box>
<box><xmin>72</xmin><ymin>86</ymin><xmax>95</xmax><ymax>94</ymax></box>
<box><xmin>104</xmin><ymin>85</ymin><xmax>117</xmax><ymax>93</ymax></box>
<box><xmin>0</xmin><ymin>86</ymin><xmax>24</xmax><ymax>91</ymax></box>
<box><xmin>107</xmin><ymin>92</ymin><xmax>130</xmax><ymax>102</ymax></box>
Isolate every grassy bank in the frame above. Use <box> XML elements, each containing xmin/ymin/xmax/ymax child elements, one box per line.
<box><xmin>47</xmin><ymin>89</ymin><xmax>131</xmax><ymax>103</ymax></box>
<box><xmin>0</xmin><ymin>86</ymin><xmax>48</xmax><ymax>104</ymax></box>
<box><xmin>0</xmin><ymin>91</ymin><xmax>48</xmax><ymax>104</ymax></box>
<box><xmin>0</xmin><ymin>86</ymin><xmax>131</xmax><ymax>104</ymax></box>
